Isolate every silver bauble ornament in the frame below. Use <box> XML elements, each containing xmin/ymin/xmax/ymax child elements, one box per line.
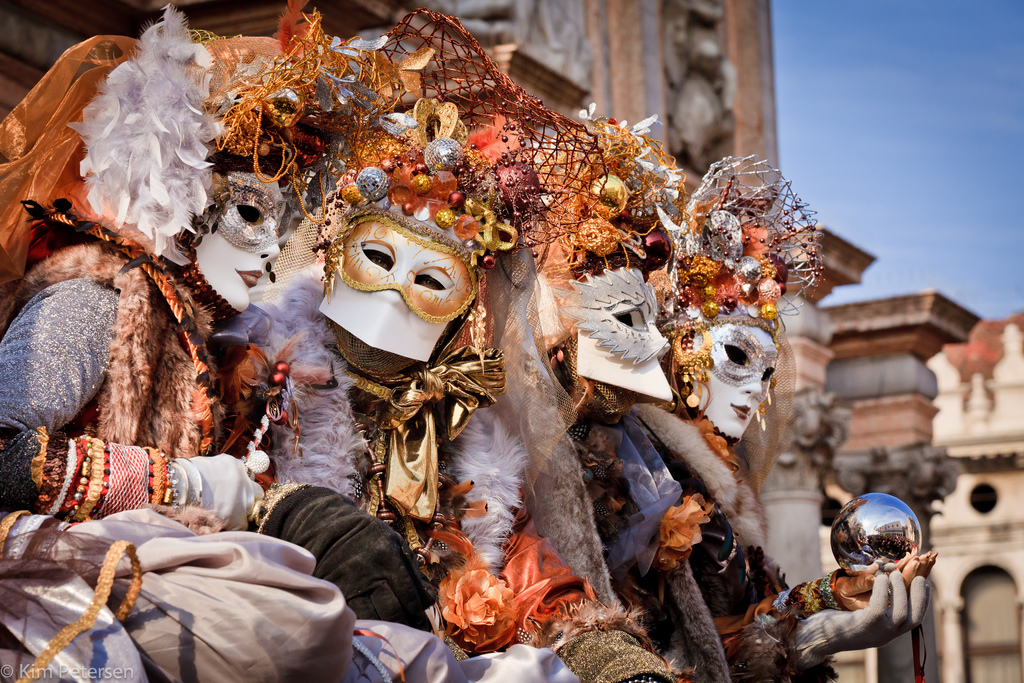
<box><xmin>356</xmin><ymin>167</ymin><xmax>389</xmax><ymax>202</ymax></box>
<box><xmin>737</xmin><ymin>255</ymin><xmax>762</xmax><ymax>281</ymax></box>
<box><xmin>703</xmin><ymin>210</ymin><xmax>743</xmax><ymax>263</ymax></box>
<box><xmin>424</xmin><ymin>137</ymin><xmax>464</xmax><ymax>172</ymax></box>
<box><xmin>831</xmin><ymin>493</ymin><xmax>921</xmax><ymax>570</ymax></box>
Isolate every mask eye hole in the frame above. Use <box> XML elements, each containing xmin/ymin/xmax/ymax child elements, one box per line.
<box><xmin>762</xmin><ymin>366</ymin><xmax>775</xmax><ymax>383</ymax></box>
<box><xmin>236</xmin><ymin>205</ymin><xmax>264</xmax><ymax>225</ymax></box>
<box><xmin>614</xmin><ymin>309</ymin><xmax>642</xmax><ymax>329</ymax></box>
<box><xmin>360</xmin><ymin>242</ymin><xmax>395</xmax><ymax>271</ymax></box>
<box><xmin>725</xmin><ymin>344</ymin><xmax>750</xmax><ymax>366</ymax></box>
<box><xmin>414</xmin><ymin>267</ymin><xmax>453</xmax><ymax>291</ymax></box>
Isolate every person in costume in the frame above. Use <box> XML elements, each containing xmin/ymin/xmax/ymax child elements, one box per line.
<box><xmin>525</xmin><ymin>109</ymin><xmax>686</xmax><ymax>636</ymax></box>
<box><xmin>635</xmin><ymin>156</ymin><xmax>936</xmax><ymax>680</ymax></box>
<box><xmin>0</xmin><ymin>8</ymin><xmax>585</xmax><ymax>682</ymax></box>
<box><xmin>532</xmin><ymin>144</ymin><xmax>935</xmax><ymax>681</ymax></box>
<box><xmin>253</xmin><ymin>10</ymin><xmax>677</xmax><ymax>683</ymax></box>
<box><xmin>0</xmin><ymin>6</ymin><xmax>312</xmax><ymax>527</ymax></box>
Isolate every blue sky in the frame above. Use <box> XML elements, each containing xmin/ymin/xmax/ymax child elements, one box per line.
<box><xmin>771</xmin><ymin>1</ymin><xmax>1024</xmax><ymax>320</ymax></box>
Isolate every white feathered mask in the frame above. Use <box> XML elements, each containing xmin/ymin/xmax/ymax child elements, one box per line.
<box><xmin>71</xmin><ymin>6</ymin><xmax>221</xmax><ymax>263</ymax></box>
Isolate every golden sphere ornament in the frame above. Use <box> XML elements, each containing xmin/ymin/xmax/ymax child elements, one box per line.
<box><xmin>434</xmin><ymin>209</ymin><xmax>457</xmax><ymax>229</ymax></box>
<box><xmin>412</xmin><ymin>174</ymin><xmax>433</xmax><ymax>194</ymax></box>
<box><xmin>702</xmin><ymin>301</ymin><xmax>720</xmax><ymax>319</ymax></box>
<box><xmin>701</xmin><ymin>285</ymin><xmax>716</xmax><ymax>301</ymax></box>
<box><xmin>341</xmin><ymin>184</ymin><xmax>363</xmax><ymax>205</ymax></box>
<box><xmin>592</xmin><ymin>174</ymin><xmax>630</xmax><ymax>218</ymax></box>
<box><xmin>760</xmin><ymin>303</ymin><xmax>778</xmax><ymax>320</ymax></box>
<box><xmin>264</xmin><ymin>89</ymin><xmax>305</xmax><ymax>128</ymax></box>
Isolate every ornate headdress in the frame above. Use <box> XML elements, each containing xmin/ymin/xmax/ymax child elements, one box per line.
<box><xmin>535</xmin><ymin>109</ymin><xmax>686</xmax><ymax>422</ymax></box>
<box><xmin>661</xmin><ymin>156</ymin><xmax>821</xmax><ymax>487</ymax></box>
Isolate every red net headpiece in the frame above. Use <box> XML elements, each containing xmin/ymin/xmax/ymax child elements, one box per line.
<box><xmin>379</xmin><ymin>10</ymin><xmax>607</xmax><ymax>246</ymax></box>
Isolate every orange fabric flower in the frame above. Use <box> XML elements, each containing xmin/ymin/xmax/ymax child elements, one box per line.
<box><xmin>654</xmin><ymin>494</ymin><xmax>714</xmax><ymax>572</ymax></box>
<box><xmin>696</xmin><ymin>418</ymin><xmax>739</xmax><ymax>473</ymax></box>
<box><xmin>439</xmin><ymin>557</ymin><xmax>516</xmax><ymax>652</ymax></box>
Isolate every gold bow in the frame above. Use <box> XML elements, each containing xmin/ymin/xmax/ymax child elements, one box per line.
<box><xmin>363</xmin><ymin>346</ymin><xmax>506</xmax><ymax>521</ymax></box>
<box><xmin>465</xmin><ymin>198</ymin><xmax>518</xmax><ymax>255</ymax></box>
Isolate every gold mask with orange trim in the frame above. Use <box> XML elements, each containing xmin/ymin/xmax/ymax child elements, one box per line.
<box><xmin>337</xmin><ymin>215</ymin><xmax>476</xmax><ymax>323</ymax></box>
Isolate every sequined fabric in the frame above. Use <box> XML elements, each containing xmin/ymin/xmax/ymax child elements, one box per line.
<box><xmin>556</xmin><ymin>630</ymin><xmax>673</xmax><ymax>683</ymax></box>
<box><xmin>0</xmin><ymin>278</ymin><xmax>117</xmax><ymax>433</ymax></box>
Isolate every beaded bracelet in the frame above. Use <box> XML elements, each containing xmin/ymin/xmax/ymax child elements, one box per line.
<box><xmin>164</xmin><ymin>461</ymin><xmax>179</xmax><ymax>508</ymax></box>
<box><xmin>785</xmin><ymin>569</ymin><xmax>847</xmax><ymax>617</ymax></box>
<box><xmin>72</xmin><ymin>437</ymin><xmax>106</xmax><ymax>522</ymax></box>
<box><xmin>819</xmin><ymin>570</ymin><xmax>843</xmax><ymax>611</ymax></box>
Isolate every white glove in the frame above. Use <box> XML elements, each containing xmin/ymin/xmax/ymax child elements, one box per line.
<box><xmin>794</xmin><ymin>571</ymin><xmax>931</xmax><ymax>669</ymax></box>
<box><xmin>172</xmin><ymin>455</ymin><xmax>264</xmax><ymax>530</ymax></box>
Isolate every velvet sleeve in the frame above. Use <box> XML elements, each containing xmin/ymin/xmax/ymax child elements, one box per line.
<box><xmin>258</xmin><ymin>484</ymin><xmax>438</xmax><ymax>631</ymax></box>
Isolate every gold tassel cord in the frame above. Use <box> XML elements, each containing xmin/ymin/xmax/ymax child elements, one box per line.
<box><xmin>16</xmin><ymin>541</ymin><xmax>143</xmax><ymax>683</ymax></box>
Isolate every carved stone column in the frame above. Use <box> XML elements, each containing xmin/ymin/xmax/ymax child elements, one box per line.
<box><xmin>760</xmin><ymin>390</ymin><xmax>849</xmax><ymax>583</ymax></box>
<box><xmin>940</xmin><ymin>598</ymin><xmax>966</xmax><ymax>683</ymax></box>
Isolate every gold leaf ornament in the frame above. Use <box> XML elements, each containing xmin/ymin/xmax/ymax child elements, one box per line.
<box><xmin>465</xmin><ymin>197</ymin><xmax>518</xmax><ymax>255</ymax></box>
<box><xmin>409</xmin><ymin>97</ymin><xmax>469</xmax><ymax>146</ymax></box>
<box><xmin>371</xmin><ymin>47</ymin><xmax>435</xmax><ymax>98</ymax></box>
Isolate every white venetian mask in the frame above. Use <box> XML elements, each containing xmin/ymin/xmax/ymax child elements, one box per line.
<box><xmin>697</xmin><ymin>322</ymin><xmax>777</xmax><ymax>439</ymax></box>
<box><xmin>194</xmin><ymin>173</ymin><xmax>284</xmax><ymax>312</ymax></box>
<box><xmin>319</xmin><ymin>214</ymin><xmax>476</xmax><ymax>363</ymax></box>
<box><xmin>567</xmin><ymin>268</ymin><xmax>673</xmax><ymax>402</ymax></box>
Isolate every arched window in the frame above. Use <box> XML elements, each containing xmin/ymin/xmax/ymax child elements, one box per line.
<box><xmin>962</xmin><ymin>566</ymin><xmax>1022</xmax><ymax>683</ymax></box>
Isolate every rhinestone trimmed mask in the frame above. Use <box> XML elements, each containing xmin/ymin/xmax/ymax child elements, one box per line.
<box><xmin>216</xmin><ymin>172</ymin><xmax>283</xmax><ymax>253</ymax></box>
<box><xmin>708</xmin><ymin>323</ymin><xmax>778</xmax><ymax>392</ymax></box>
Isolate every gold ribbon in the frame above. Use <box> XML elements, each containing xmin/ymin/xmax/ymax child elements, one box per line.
<box><xmin>465</xmin><ymin>198</ymin><xmax>518</xmax><ymax>255</ymax></box>
<box><xmin>358</xmin><ymin>346</ymin><xmax>505</xmax><ymax>521</ymax></box>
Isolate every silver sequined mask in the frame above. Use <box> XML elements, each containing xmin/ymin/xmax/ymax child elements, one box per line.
<box><xmin>708</xmin><ymin>323</ymin><xmax>777</xmax><ymax>391</ymax></box>
<box><xmin>566</xmin><ymin>268</ymin><xmax>669</xmax><ymax>364</ymax></box>
<box><xmin>216</xmin><ymin>172</ymin><xmax>282</xmax><ymax>253</ymax></box>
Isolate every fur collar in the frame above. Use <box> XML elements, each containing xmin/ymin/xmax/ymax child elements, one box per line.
<box><xmin>636</xmin><ymin>404</ymin><xmax>768</xmax><ymax>552</ymax></box>
<box><xmin>262</xmin><ymin>269</ymin><xmax>526</xmax><ymax>574</ymax></box>
<box><xmin>0</xmin><ymin>241</ymin><xmax>219</xmax><ymax>458</ymax></box>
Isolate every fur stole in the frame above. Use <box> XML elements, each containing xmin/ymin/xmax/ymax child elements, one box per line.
<box><xmin>635</xmin><ymin>404</ymin><xmax>768</xmax><ymax>552</ymax></box>
<box><xmin>0</xmin><ymin>241</ymin><xmax>219</xmax><ymax>458</ymax></box>
<box><xmin>527</xmin><ymin>436</ymin><xmax>618</xmax><ymax>605</ymax></box>
<box><xmin>262</xmin><ymin>269</ymin><xmax>526</xmax><ymax>575</ymax></box>
<box><xmin>263</xmin><ymin>272</ymin><xmax>362</xmax><ymax>499</ymax></box>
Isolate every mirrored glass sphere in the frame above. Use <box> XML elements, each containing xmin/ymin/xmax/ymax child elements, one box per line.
<box><xmin>830</xmin><ymin>492</ymin><xmax>921</xmax><ymax>570</ymax></box>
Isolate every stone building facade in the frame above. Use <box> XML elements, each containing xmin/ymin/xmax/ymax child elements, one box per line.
<box><xmin>925</xmin><ymin>316</ymin><xmax>1024</xmax><ymax>683</ymax></box>
<box><xmin>0</xmin><ymin>0</ymin><xmax>778</xmax><ymax>182</ymax></box>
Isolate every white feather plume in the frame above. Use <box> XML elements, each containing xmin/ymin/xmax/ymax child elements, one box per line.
<box><xmin>72</xmin><ymin>6</ymin><xmax>221</xmax><ymax>262</ymax></box>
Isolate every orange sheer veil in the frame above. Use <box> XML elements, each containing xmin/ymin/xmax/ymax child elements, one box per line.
<box><xmin>0</xmin><ymin>35</ymin><xmax>136</xmax><ymax>283</ymax></box>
